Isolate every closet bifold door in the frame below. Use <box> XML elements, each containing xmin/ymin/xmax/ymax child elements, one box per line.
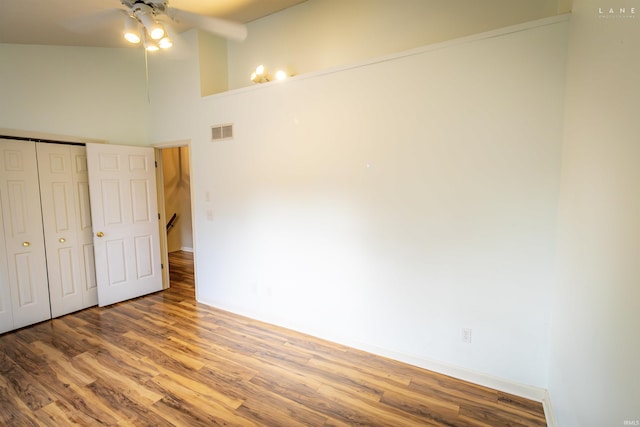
<box><xmin>36</xmin><ymin>143</ymin><xmax>97</xmax><ymax>318</ymax></box>
<box><xmin>0</xmin><ymin>151</ymin><xmax>13</xmax><ymax>333</ymax></box>
<box><xmin>0</xmin><ymin>139</ymin><xmax>51</xmax><ymax>333</ymax></box>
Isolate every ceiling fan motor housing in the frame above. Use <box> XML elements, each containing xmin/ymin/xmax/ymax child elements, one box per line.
<box><xmin>121</xmin><ymin>0</ymin><xmax>168</xmax><ymax>14</ymax></box>
<box><xmin>117</xmin><ymin>0</ymin><xmax>247</xmax><ymax>42</ymax></box>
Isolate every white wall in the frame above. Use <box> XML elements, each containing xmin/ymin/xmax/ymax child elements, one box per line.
<box><xmin>548</xmin><ymin>0</ymin><xmax>640</xmax><ymax>425</ymax></box>
<box><xmin>150</xmin><ymin>18</ymin><xmax>569</xmax><ymax>390</ymax></box>
<box><xmin>227</xmin><ymin>0</ymin><xmax>563</xmax><ymax>90</ymax></box>
<box><xmin>0</xmin><ymin>44</ymin><xmax>149</xmax><ymax>145</ymax></box>
<box><xmin>148</xmin><ymin>31</ymin><xmax>201</xmax><ymax>143</ymax></box>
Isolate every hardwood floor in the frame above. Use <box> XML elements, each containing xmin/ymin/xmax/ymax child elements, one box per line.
<box><xmin>0</xmin><ymin>251</ymin><xmax>547</xmax><ymax>426</ymax></box>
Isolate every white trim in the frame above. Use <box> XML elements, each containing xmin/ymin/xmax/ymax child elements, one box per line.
<box><xmin>180</xmin><ymin>247</ymin><xmax>194</xmax><ymax>253</ymax></box>
<box><xmin>153</xmin><ymin>139</ymin><xmax>191</xmax><ymax>149</ymax></box>
<box><xmin>542</xmin><ymin>391</ymin><xmax>558</xmax><ymax>427</ymax></box>
<box><xmin>333</xmin><ymin>341</ymin><xmax>548</xmax><ymax>402</ymax></box>
<box><xmin>155</xmin><ymin>148</ymin><xmax>170</xmax><ymax>290</ymax></box>
<box><xmin>203</xmin><ymin>14</ymin><xmax>570</xmax><ymax>100</ymax></box>
<box><xmin>0</xmin><ymin>127</ymin><xmax>106</xmax><ymax>144</ymax></box>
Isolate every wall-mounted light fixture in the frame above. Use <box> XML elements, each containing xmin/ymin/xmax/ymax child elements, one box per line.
<box><xmin>250</xmin><ymin>65</ymin><xmax>270</xmax><ymax>83</ymax></box>
<box><xmin>250</xmin><ymin>65</ymin><xmax>292</xmax><ymax>84</ymax></box>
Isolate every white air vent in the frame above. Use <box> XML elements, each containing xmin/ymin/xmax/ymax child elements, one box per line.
<box><xmin>211</xmin><ymin>124</ymin><xmax>233</xmax><ymax>141</ymax></box>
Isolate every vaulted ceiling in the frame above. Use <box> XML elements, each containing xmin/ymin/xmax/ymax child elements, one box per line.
<box><xmin>0</xmin><ymin>0</ymin><xmax>307</xmax><ymax>47</ymax></box>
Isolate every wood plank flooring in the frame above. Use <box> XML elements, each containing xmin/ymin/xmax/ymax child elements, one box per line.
<box><xmin>0</xmin><ymin>251</ymin><xmax>547</xmax><ymax>426</ymax></box>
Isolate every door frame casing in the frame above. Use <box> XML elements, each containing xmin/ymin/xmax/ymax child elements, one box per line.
<box><xmin>154</xmin><ymin>148</ymin><xmax>170</xmax><ymax>289</ymax></box>
<box><xmin>153</xmin><ymin>139</ymin><xmax>195</xmax><ymax>292</ymax></box>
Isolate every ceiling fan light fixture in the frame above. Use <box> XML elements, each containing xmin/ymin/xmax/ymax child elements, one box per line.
<box><xmin>158</xmin><ymin>37</ymin><xmax>173</xmax><ymax>49</ymax></box>
<box><xmin>144</xmin><ymin>39</ymin><xmax>159</xmax><ymax>52</ymax></box>
<box><xmin>123</xmin><ymin>15</ymin><xmax>141</xmax><ymax>44</ymax></box>
<box><xmin>133</xmin><ymin>3</ymin><xmax>165</xmax><ymax>40</ymax></box>
<box><xmin>124</xmin><ymin>32</ymin><xmax>141</xmax><ymax>44</ymax></box>
<box><xmin>148</xmin><ymin>24</ymin><xmax>166</xmax><ymax>40</ymax></box>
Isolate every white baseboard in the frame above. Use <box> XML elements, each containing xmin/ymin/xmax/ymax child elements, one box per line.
<box><xmin>542</xmin><ymin>391</ymin><xmax>557</xmax><ymax>427</ymax></box>
<box><xmin>348</xmin><ymin>341</ymin><xmax>547</xmax><ymax>401</ymax></box>
<box><xmin>354</xmin><ymin>345</ymin><xmax>555</xmax><ymax>425</ymax></box>
<box><xmin>169</xmin><ymin>247</ymin><xmax>193</xmax><ymax>253</ymax></box>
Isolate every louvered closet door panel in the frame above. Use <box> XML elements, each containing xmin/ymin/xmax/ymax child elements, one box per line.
<box><xmin>0</xmin><ymin>139</ymin><xmax>51</xmax><ymax>329</ymax></box>
<box><xmin>37</xmin><ymin>143</ymin><xmax>97</xmax><ymax>318</ymax></box>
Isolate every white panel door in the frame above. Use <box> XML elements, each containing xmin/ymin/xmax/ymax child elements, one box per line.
<box><xmin>0</xmin><ymin>179</ymin><xmax>13</xmax><ymax>333</ymax></box>
<box><xmin>37</xmin><ymin>143</ymin><xmax>97</xmax><ymax>317</ymax></box>
<box><xmin>86</xmin><ymin>143</ymin><xmax>162</xmax><ymax>306</ymax></box>
<box><xmin>0</xmin><ymin>139</ymin><xmax>51</xmax><ymax>329</ymax></box>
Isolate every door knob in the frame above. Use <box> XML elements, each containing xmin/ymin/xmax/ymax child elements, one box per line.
<box><xmin>59</xmin><ymin>238</ymin><xmax>66</xmax><ymax>243</ymax></box>
<box><xmin>22</xmin><ymin>241</ymin><xmax>30</xmax><ymax>247</ymax></box>
<box><xmin>96</xmin><ymin>232</ymin><xmax>104</xmax><ymax>238</ymax></box>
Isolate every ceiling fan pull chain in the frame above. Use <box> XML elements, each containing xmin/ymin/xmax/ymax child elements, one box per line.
<box><xmin>144</xmin><ymin>45</ymin><xmax>151</xmax><ymax>104</ymax></box>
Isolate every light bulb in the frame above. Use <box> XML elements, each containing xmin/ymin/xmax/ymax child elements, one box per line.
<box><xmin>255</xmin><ymin>65</ymin><xmax>265</xmax><ymax>76</ymax></box>
<box><xmin>130</xmin><ymin>2</ymin><xmax>164</xmax><ymax>40</ymax></box>
<box><xmin>124</xmin><ymin>32</ymin><xmax>141</xmax><ymax>43</ymax></box>
<box><xmin>276</xmin><ymin>70</ymin><xmax>287</xmax><ymax>81</ymax></box>
<box><xmin>123</xmin><ymin>15</ymin><xmax>141</xmax><ymax>44</ymax></box>
<box><xmin>145</xmin><ymin>40</ymin><xmax>159</xmax><ymax>51</ymax></box>
<box><xmin>158</xmin><ymin>37</ymin><xmax>172</xmax><ymax>49</ymax></box>
<box><xmin>133</xmin><ymin>4</ymin><xmax>165</xmax><ymax>40</ymax></box>
<box><xmin>149</xmin><ymin>24</ymin><xmax>165</xmax><ymax>40</ymax></box>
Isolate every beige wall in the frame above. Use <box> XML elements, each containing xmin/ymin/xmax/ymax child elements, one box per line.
<box><xmin>198</xmin><ymin>31</ymin><xmax>229</xmax><ymax>96</ymax></box>
<box><xmin>162</xmin><ymin>146</ymin><xmax>193</xmax><ymax>252</ymax></box>
<box><xmin>0</xmin><ymin>44</ymin><xmax>149</xmax><ymax>145</ymax></box>
<box><xmin>548</xmin><ymin>0</ymin><xmax>640</xmax><ymax>425</ymax></box>
<box><xmin>0</xmin><ymin>1</ymin><xmax>570</xmax><ymax>143</ymax></box>
<box><xmin>227</xmin><ymin>0</ymin><xmax>565</xmax><ymax>89</ymax></box>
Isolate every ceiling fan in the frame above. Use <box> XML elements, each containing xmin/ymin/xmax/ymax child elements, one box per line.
<box><xmin>66</xmin><ymin>0</ymin><xmax>248</xmax><ymax>99</ymax></box>
<box><xmin>73</xmin><ymin>0</ymin><xmax>248</xmax><ymax>52</ymax></box>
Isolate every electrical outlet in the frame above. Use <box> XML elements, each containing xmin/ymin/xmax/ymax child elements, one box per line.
<box><xmin>462</xmin><ymin>328</ymin><xmax>472</xmax><ymax>344</ymax></box>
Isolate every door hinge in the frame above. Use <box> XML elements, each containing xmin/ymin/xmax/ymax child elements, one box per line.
<box><xmin>158</xmin><ymin>213</ymin><xmax>161</xmax><ymax>220</ymax></box>
<box><xmin>155</xmin><ymin>160</ymin><xmax>158</xmax><ymax>168</ymax></box>
<box><xmin>161</xmin><ymin>263</ymin><xmax>164</xmax><ymax>269</ymax></box>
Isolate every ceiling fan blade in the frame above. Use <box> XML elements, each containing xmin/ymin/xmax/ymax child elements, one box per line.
<box><xmin>167</xmin><ymin>8</ymin><xmax>247</xmax><ymax>42</ymax></box>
